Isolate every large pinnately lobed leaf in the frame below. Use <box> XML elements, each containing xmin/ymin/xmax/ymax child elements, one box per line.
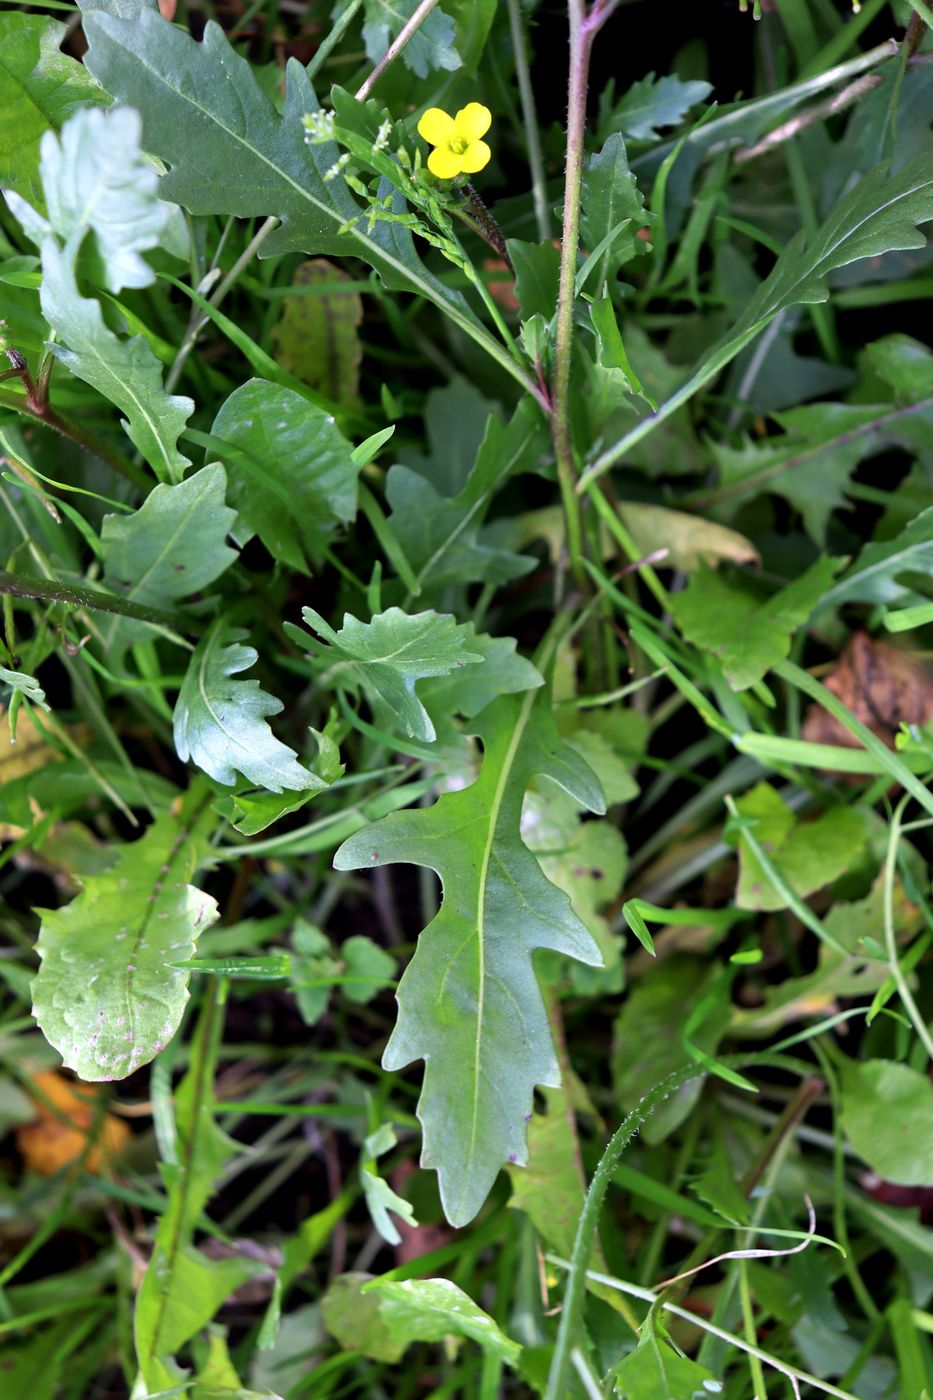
<box><xmin>77</xmin><ymin>7</ymin><xmax>523</xmax><ymax>387</ymax></box>
<box><xmin>335</xmin><ymin>689</ymin><xmax>605</xmax><ymax>1226</ymax></box>
<box><xmin>32</xmin><ymin>790</ymin><xmax>218</xmax><ymax>1081</ymax></box>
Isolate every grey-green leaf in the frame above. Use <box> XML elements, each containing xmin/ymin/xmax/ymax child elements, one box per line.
<box><xmin>32</xmin><ymin>793</ymin><xmax>219</xmax><ymax>1080</ymax></box>
<box><xmin>100</xmin><ymin>462</ymin><xmax>237</xmax><ymax>655</ymax></box>
<box><xmin>174</xmin><ymin>619</ymin><xmax>322</xmax><ymax>792</ymax></box>
<box><xmin>40</xmin><ymin>237</ymin><xmax>193</xmax><ymax>482</ymax></box>
<box><xmin>334</xmin><ymin>691</ymin><xmax>604</xmax><ymax>1226</ymax></box>
<box><xmin>210</xmin><ymin>379</ymin><xmax>359</xmax><ymax>570</ymax></box>
<box><xmin>297</xmin><ymin>606</ymin><xmax>485</xmax><ymax>743</ymax></box>
<box><xmin>9</xmin><ymin>106</ymin><xmax>171</xmax><ymax>291</ymax></box>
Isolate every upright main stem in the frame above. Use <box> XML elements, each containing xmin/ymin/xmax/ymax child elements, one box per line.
<box><xmin>550</xmin><ymin>1</ymin><xmax>605</xmax><ymax>587</ymax></box>
<box><xmin>550</xmin><ymin>5</ymin><xmax>590</xmax><ymax>582</ymax></box>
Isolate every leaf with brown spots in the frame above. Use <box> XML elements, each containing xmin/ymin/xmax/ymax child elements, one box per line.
<box><xmin>32</xmin><ymin>786</ymin><xmax>218</xmax><ymax>1081</ymax></box>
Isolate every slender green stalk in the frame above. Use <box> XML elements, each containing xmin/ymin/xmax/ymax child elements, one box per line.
<box><xmin>0</xmin><ymin>569</ymin><xmax>188</xmax><ymax>633</ymax></box>
<box><xmin>883</xmin><ymin>797</ymin><xmax>933</xmax><ymax>1063</ymax></box>
<box><xmin>544</xmin><ymin>1051</ymin><xmax>816</xmax><ymax>1400</ymax></box>
<box><xmin>164</xmin><ymin>215</ymin><xmax>279</xmax><ymax>395</ymax></box>
<box><xmin>307</xmin><ymin>0</ymin><xmax>365</xmax><ymax>80</ymax></box>
<box><xmin>543</xmin><ymin>1061</ymin><xmax>703</xmax><ymax>1400</ymax></box>
<box><xmin>355</xmin><ymin>0</ymin><xmax>442</xmax><ymax>100</ymax></box>
<box><xmin>505</xmin><ymin>0</ymin><xmax>551</xmax><ymax>242</ymax></box>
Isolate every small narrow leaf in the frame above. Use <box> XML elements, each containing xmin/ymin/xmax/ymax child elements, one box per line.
<box><xmin>335</xmin><ymin>690</ymin><xmax>604</xmax><ymax>1226</ymax></box>
<box><xmin>32</xmin><ymin>789</ymin><xmax>219</xmax><ymax>1080</ymax></box>
<box><xmin>674</xmin><ymin>557</ymin><xmax>840</xmax><ymax>690</ymax></box>
<box><xmin>174</xmin><ymin>619</ymin><xmax>321</xmax><ymax>793</ymax></box>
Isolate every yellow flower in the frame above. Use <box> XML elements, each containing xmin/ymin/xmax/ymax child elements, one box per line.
<box><xmin>417</xmin><ymin>103</ymin><xmax>492</xmax><ymax>180</ymax></box>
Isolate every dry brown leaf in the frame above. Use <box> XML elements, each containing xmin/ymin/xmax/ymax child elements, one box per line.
<box><xmin>802</xmin><ymin>632</ymin><xmax>933</xmax><ymax>755</ymax></box>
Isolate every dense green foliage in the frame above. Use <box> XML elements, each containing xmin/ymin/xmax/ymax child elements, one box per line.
<box><xmin>0</xmin><ymin>0</ymin><xmax>932</xmax><ymax>1396</ymax></box>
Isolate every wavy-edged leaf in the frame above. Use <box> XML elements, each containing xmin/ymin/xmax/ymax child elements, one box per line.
<box><xmin>674</xmin><ymin>557</ymin><xmax>840</xmax><ymax>691</ymax></box>
<box><xmin>580</xmin><ymin>133</ymin><xmax>648</xmax><ymax>290</ymax></box>
<box><xmin>334</xmin><ymin>690</ymin><xmax>604</xmax><ymax>1226</ymax></box>
<box><xmin>362</xmin><ymin>0</ymin><xmax>460</xmax><ymax>78</ymax></box>
<box><xmin>420</xmin><ymin>626</ymin><xmax>542</xmax><ymax>721</ymax></box>
<box><xmin>360</xmin><ymin>1123</ymin><xmax>417</xmax><ymax>1246</ymax></box>
<box><xmin>611</xmin><ymin>1311</ymin><xmax>718</xmax><ymax>1398</ymax></box>
<box><xmin>605</xmin><ymin>72</ymin><xmax>712</xmax><ymax>142</ymax></box>
<box><xmin>295</xmin><ymin>606</ymin><xmax>484</xmax><ymax>743</ymax></box>
<box><xmin>0</xmin><ymin>13</ymin><xmax>107</xmax><ymax>204</ymax></box>
<box><xmin>79</xmin><ymin>9</ymin><xmax>525</xmax><ymax>388</ymax></box>
<box><xmin>732</xmin><ymin>782</ymin><xmax>867</xmax><ymax>912</ymax></box>
<box><xmin>210</xmin><ymin>379</ymin><xmax>359</xmax><ymax>570</ymax></box>
<box><xmin>819</xmin><ymin>506</ymin><xmax>933</xmax><ymax>612</ymax></box>
<box><xmin>174</xmin><ymin>619</ymin><xmax>321</xmax><ymax>793</ymax></box>
<box><xmin>100</xmin><ymin>462</ymin><xmax>237</xmax><ymax>657</ymax></box>
<box><xmin>7</xmin><ymin>106</ymin><xmax>171</xmax><ymax>291</ymax></box>
<box><xmin>386</xmin><ymin>399</ymin><xmax>544</xmax><ymax>595</ymax></box>
<box><xmin>39</xmin><ymin>237</ymin><xmax>193</xmax><ymax>482</ymax></box>
<box><xmin>32</xmin><ymin>787</ymin><xmax>219</xmax><ymax>1080</ymax></box>
<box><xmin>323</xmin><ymin>1273</ymin><xmax>521</xmax><ymax>1366</ymax></box>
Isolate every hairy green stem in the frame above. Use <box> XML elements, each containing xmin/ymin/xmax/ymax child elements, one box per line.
<box><xmin>549</xmin><ymin>0</ymin><xmax>593</xmax><ymax>586</ymax></box>
<box><xmin>505</xmin><ymin>0</ymin><xmax>551</xmax><ymax>241</ymax></box>
<box><xmin>544</xmin><ymin>1051</ymin><xmax>814</xmax><ymax>1400</ymax></box>
<box><xmin>0</xmin><ymin>385</ymin><xmax>146</xmax><ymax>489</ymax></box>
<box><xmin>0</xmin><ymin>568</ymin><xmax>188</xmax><ymax>633</ymax></box>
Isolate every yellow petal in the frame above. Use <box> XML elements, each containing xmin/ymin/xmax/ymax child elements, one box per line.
<box><xmin>428</xmin><ymin>145</ymin><xmax>463</xmax><ymax>179</ymax></box>
<box><xmin>454</xmin><ymin>102</ymin><xmax>491</xmax><ymax>143</ymax></box>
<box><xmin>417</xmin><ymin>107</ymin><xmax>454</xmax><ymax>146</ymax></box>
<box><xmin>458</xmin><ymin>139</ymin><xmax>491</xmax><ymax>174</ymax></box>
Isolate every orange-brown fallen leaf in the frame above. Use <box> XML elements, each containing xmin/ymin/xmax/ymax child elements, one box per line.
<box><xmin>16</xmin><ymin>1070</ymin><xmax>131</xmax><ymax>1175</ymax></box>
